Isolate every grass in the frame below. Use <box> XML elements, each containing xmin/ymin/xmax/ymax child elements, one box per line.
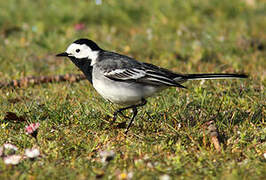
<box><xmin>0</xmin><ymin>0</ymin><xmax>265</xmax><ymax>179</ymax></box>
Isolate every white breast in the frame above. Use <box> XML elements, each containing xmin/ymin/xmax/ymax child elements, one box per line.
<box><xmin>92</xmin><ymin>69</ymin><xmax>162</xmax><ymax>105</ymax></box>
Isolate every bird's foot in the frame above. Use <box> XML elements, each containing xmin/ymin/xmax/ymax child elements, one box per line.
<box><xmin>111</xmin><ymin>109</ymin><xmax>130</xmax><ymax>125</ymax></box>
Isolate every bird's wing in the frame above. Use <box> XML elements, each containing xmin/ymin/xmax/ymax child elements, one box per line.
<box><xmin>104</xmin><ymin>68</ymin><xmax>146</xmax><ymax>80</ymax></box>
<box><xmin>102</xmin><ymin>62</ymin><xmax>186</xmax><ymax>88</ymax></box>
<box><xmin>141</xmin><ymin>63</ymin><xmax>186</xmax><ymax>87</ymax></box>
<box><xmin>97</xmin><ymin>51</ymin><xmax>186</xmax><ymax>88</ymax></box>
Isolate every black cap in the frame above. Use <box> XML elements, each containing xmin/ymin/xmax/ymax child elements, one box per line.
<box><xmin>73</xmin><ymin>39</ymin><xmax>102</xmax><ymax>51</ymax></box>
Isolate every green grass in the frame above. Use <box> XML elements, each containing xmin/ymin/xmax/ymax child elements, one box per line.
<box><xmin>0</xmin><ymin>0</ymin><xmax>265</xmax><ymax>179</ymax></box>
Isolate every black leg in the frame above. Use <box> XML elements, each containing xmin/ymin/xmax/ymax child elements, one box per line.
<box><xmin>125</xmin><ymin>107</ymin><xmax>137</xmax><ymax>134</ymax></box>
<box><xmin>112</xmin><ymin>106</ymin><xmax>134</xmax><ymax>124</ymax></box>
<box><xmin>111</xmin><ymin>99</ymin><xmax>147</xmax><ymax>133</ymax></box>
<box><xmin>125</xmin><ymin>99</ymin><xmax>147</xmax><ymax>133</ymax></box>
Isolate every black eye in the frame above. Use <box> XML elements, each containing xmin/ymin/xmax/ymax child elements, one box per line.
<box><xmin>76</xmin><ymin>49</ymin><xmax>80</xmax><ymax>53</ymax></box>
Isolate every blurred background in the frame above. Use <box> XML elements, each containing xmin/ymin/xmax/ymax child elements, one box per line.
<box><xmin>0</xmin><ymin>0</ymin><xmax>265</xmax><ymax>80</ymax></box>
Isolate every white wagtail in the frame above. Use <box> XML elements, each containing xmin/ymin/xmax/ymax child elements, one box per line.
<box><xmin>57</xmin><ymin>38</ymin><xmax>248</xmax><ymax>133</ymax></box>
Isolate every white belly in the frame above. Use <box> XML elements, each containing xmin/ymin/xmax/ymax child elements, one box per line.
<box><xmin>92</xmin><ymin>75</ymin><xmax>161</xmax><ymax>105</ymax></box>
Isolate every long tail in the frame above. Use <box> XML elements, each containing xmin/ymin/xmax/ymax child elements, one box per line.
<box><xmin>173</xmin><ymin>73</ymin><xmax>248</xmax><ymax>87</ymax></box>
<box><xmin>184</xmin><ymin>73</ymin><xmax>248</xmax><ymax>80</ymax></box>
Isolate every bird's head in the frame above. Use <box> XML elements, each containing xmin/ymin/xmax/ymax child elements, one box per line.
<box><xmin>56</xmin><ymin>38</ymin><xmax>102</xmax><ymax>65</ymax></box>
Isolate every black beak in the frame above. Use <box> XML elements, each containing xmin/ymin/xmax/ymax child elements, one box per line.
<box><xmin>56</xmin><ymin>52</ymin><xmax>69</xmax><ymax>57</ymax></box>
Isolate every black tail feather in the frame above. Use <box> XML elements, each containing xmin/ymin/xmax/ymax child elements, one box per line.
<box><xmin>184</xmin><ymin>73</ymin><xmax>248</xmax><ymax>80</ymax></box>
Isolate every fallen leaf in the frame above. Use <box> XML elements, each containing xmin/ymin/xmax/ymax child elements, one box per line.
<box><xmin>4</xmin><ymin>112</ymin><xmax>26</xmax><ymax>123</ymax></box>
<box><xmin>8</xmin><ymin>98</ymin><xmax>22</xmax><ymax>104</ymax></box>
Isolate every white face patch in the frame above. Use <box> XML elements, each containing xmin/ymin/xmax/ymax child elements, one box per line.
<box><xmin>65</xmin><ymin>43</ymin><xmax>99</xmax><ymax>65</ymax></box>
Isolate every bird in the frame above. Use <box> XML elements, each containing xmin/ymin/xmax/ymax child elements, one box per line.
<box><xmin>56</xmin><ymin>38</ymin><xmax>248</xmax><ymax>133</ymax></box>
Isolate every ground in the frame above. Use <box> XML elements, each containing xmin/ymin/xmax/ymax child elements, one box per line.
<box><xmin>0</xmin><ymin>0</ymin><xmax>265</xmax><ymax>179</ymax></box>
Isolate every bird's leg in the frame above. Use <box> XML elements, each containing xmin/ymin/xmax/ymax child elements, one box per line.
<box><xmin>112</xmin><ymin>106</ymin><xmax>134</xmax><ymax>124</ymax></box>
<box><xmin>125</xmin><ymin>107</ymin><xmax>137</xmax><ymax>134</ymax></box>
<box><xmin>111</xmin><ymin>99</ymin><xmax>147</xmax><ymax>125</ymax></box>
<box><xmin>125</xmin><ymin>99</ymin><xmax>147</xmax><ymax>134</ymax></box>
